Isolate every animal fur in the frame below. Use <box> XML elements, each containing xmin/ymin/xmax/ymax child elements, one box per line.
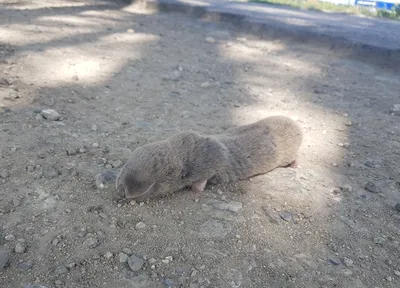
<box><xmin>115</xmin><ymin>115</ymin><xmax>303</xmax><ymax>201</ymax></box>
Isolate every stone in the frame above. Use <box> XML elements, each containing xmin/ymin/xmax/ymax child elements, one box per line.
<box><xmin>18</xmin><ymin>262</ymin><xmax>33</xmax><ymax>271</ymax></box>
<box><xmin>225</xmin><ymin>268</ymin><xmax>243</xmax><ymax>288</ymax></box>
<box><xmin>0</xmin><ymin>250</ymin><xmax>9</xmax><ymax>269</ymax></box>
<box><xmin>343</xmin><ymin>257</ymin><xmax>354</xmax><ymax>267</ymax></box>
<box><xmin>112</xmin><ymin>160</ymin><xmax>123</xmax><ymax>168</ymax></box>
<box><xmin>12</xmin><ymin>199</ymin><xmax>20</xmax><ymax>207</ymax></box>
<box><xmin>0</xmin><ymin>170</ymin><xmax>9</xmax><ymax>179</ymax></box>
<box><xmin>40</xmin><ymin>109</ymin><xmax>61</xmax><ymax>121</ymax></box>
<box><xmin>5</xmin><ymin>234</ymin><xmax>15</xmax><ymax>241</ymax></box>
<box><xmin>199</xmin><ymin>220</ymin><xmax>232</xmax><ymax>240</ymax></box>
<box><xmin>52</xmin><ymin>238</ymin><xmax>60</xmax><ymax>246</ymax></box>
<box><xmin>364</xmin><ymin>181</ymin><xmax>379</xmax><ymax>193</ymax></box>
<box><xmin>84</xmin><ymin>238</ymin><xmax>99</xmax><ymax>249</ymax></box>
<box><xmin>95</xmin><ymin>170</ymin><xmax>117</xmax><ymax>190</ymax></box>
<box><xmin>15</xmin><ymin>242</ymin><xmax>26</xmax><ymax>253</ymax></box>
<box><xmin>389</xmin><ymin>104</ymin><xmax>400</xmax><ymax>116</ymax></box>
<box><xmin>43</xmin><ymin>166</ymin><xmax>59</xmax><ymax>178</ymax></box>
<box><xmin>163</xmin><ymin>278</ymin><xmax>174</xmax><ymax>287</ymax></box>
<box><xmin>328</xmin><ymin>258</ymin><xmax>341</xmax><ymax>265</ymax></box>
<box><xmin>373</xmin><ymin>236</ymin><xmax>385</xmax><ymax>244</ymax></box>
<box><xmin>279</xmin><ymin>211</ymin><xmax>292</xmax><ymax>222</ymax></box>
<box><xmin>205</xmin><ymin>37</ymin><xmax>216</xmax><ymax>43</ymax></box>
<box><xmin>340</xmin><ymin>184</ymin><xmax>353</xmax><ymax>193</ymax></box>
<box><xmin>54</xmin><ymin>280</ymin><xmax>63</xmax><ymax>287</ymax></box>
<box><xmin>136</xmin><ymin>222</ymin><xmax>146</xmax><ymax>229</ymax></box>
<box><xmin>54</xmin><ymin>266</ymin><xmax>68</xmax><ymax>275</ymax></box>
<box><xmin>127</xmin><ymin>255</ymin><xmax>144</xmax><ymax>272</ymax></box>
<box><xmin>262</xmin><ymin>207</ymin><xmax>279</xmax><ymax>224</ymax></box>
<box><xmin>35</xmin><ymin>113</ymin><xmax>44</xmax><ymax>120</ymax></box>
<box><xmin>122</xmin><ymin>248</ymin><xmax>132</xmax><ymax>255</ymax></box>
<box><xmin>92</xmin><ymin>253</ymin><xmax>101</xmax><ymax>260</ymax></box>
<box><xmin>91</xmin><ymin>124</ymin><xmax>98</xmax><ymax>131</ymax></box>
<box><xmin>394</xmin><ymin>203</ymin><xmax>400</xmax><ymax>212</ymax></box>
<box><xmin>67</xmin><ymin>148</ymin><xmax>78</xmax><ymax>156</ymax></box>
<box><xmin>104</xmin><ymin>252</ymin><xmax>113</xmax><ymax>259</ymax></box>
<box><xmin>128</xmin><ymin>274</ymin><xmax>149</xmax><ymax>287</ymax></box>
<box><xmin>119</xmin><ymin>253</ymin><xmax>128</xmax><ymax>263</ymax></box>
<box><xmin>209</xmin><ymin>200</ymin><xmax>243</xmax><ymax>213</ymax></box>
<box><xmin>24</xmin><ymin>285</ymin><xmax>48</xmax><ymax>288</ymax></box>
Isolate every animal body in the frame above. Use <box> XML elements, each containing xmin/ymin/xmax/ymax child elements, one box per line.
<box><xmin>115</xmin><ymin>115</ymin><xmax>303</xmax><ymax>201</ymax></box>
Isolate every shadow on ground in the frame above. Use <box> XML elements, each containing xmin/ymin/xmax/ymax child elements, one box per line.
<box><xmin>0</xmin><ymin>0</ymin><xmax>399</xmax><ymax>287</ymax></box>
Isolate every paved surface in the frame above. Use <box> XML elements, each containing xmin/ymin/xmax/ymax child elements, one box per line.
<box><xmin>140</xmin><ymin>0</ymin><xmax>400</xmax><ymax>66</ymax></box>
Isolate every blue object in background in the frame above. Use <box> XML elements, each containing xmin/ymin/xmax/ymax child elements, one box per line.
<box><xmin>354</xmin><ymin>0</ymin><xmax>398</xmax><ymax>10</ymax></box>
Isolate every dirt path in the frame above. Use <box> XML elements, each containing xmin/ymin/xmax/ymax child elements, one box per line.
<box><xmin>1</xmin><ymin>1</ymin><xmax>400</xmax><ymax>287</ymax></box>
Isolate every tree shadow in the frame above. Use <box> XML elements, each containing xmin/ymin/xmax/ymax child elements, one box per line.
<box><xmin>0</xmin><ymin>1</ymin><xmax>399</xmax><ymax>288</ymax></box>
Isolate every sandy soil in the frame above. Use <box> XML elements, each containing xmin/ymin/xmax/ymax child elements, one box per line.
<box><xmin>1</xmin><ymin>1</ymin><xmax>400</xmax><ymax>287</ymax></box>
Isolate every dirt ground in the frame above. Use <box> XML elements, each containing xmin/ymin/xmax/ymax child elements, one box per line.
<box><xmin>1</xmin><ymin>0</ymin><xmax>400</xmax><ymax>287</ymax></box>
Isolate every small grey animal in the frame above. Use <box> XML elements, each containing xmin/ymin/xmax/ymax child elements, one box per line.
<box><xmin>115</xmin><ymin>115</ymin><xmax>303</xmax><ymax>201</ymax></box>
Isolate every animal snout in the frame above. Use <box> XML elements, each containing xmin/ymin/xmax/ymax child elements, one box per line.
<box><xmin>115</xmin><ymin>184</ymin><xmax>126</xmax><ymax>199</ymax></box>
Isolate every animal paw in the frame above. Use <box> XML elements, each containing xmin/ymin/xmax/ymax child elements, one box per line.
<box><xmin>191</xmin><ymin>180</ymin><xmax>207</xmax><ymax>193</ymax></box>
<box><xmin>289</xmin><ymin>160</ymin><xmax>298</xmax><ymax>168</ymax></box>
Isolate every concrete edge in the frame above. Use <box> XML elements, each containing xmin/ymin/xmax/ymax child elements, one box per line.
<box><xmin>132</xmin><ymin>0</ymin><xmax>400</xmax><ymax>70</ymax></box>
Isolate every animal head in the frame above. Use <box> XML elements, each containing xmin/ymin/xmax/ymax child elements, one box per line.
<box><xmin>114</xmin><ymin>144</ymin><xmax>182</xmax><ymax>201</ymax></box>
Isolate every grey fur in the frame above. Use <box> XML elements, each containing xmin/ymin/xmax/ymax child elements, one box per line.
<box><xmin>115</xmin><ymin>115</ymin><xmax>303</xmax><ymax>201</ymax></box>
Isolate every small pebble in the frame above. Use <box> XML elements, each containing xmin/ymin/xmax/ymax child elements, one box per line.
<box><xmin>127</xmin><ymin>28</ymin><xmax>135</xmax><ymax>33</ymax></box>
<box><xmin>122</xmin><ymin>248</ymin><xmax>132</xmax><ymax>255</ymax></box>
<box><xmin>328</xmin><ymin>258</ymin><xmax>341</xmax><ymax>265</ymax></box>
<box><xmin>40</xmin><ymin>109</ymin><xmax>61</xmax><ymax>121</ymax></box>
<box><xmin>104</xmin><ymin>252</ymin><xmax>113</xmax><ymax>259</ymax></box>
<box><xmin>279</xmin><ymin>211</ymin><xmax>292</xmax><ymax>222</ymax></box>
<box><xmin>85</xmin><ymin>238</ymin><xmax>99</xmax><ymax>249</ymax></box>
<box><xmin>52</xmin><ymin>238</ymin><xmax>59</xmax><ymax>246</ymax></box>
<box><xmin>165</xmin><ymin>256</ymin><xmax>173</xmax><ymax>262</ymax></box>
<box><xmin>67</xmin><ymin>149</ymin><xmax>77</xmax><ymax>156</ymax></box>
<box><xmin>127</xmin><ymin>255</ymin><xmax>144</xmax><ymax>272</ymax></box>
<box><xmin>18</xmin><ymin>262</ymin><xmax>33</xmax><ymax>271</ymax></box>
<box><xmin>26</xmin><ymin>166</ymin><xmax>35</xmax><ymax>172</ymax></box>
<box><xmin>205</xmin><ymin>37</ymin><xmax>216</xmax><ymax>43</ymax></box>
<box><xmin>119</xmin><ymin>253</ymin><xmax>128</xmax><ymax>263</ymax></box>
<box><xmin>91</xmin><ymin>124</ymin><xmax>98</xmax><ymax>131</ymax></box>
<box><xmin>373</xmin><ymin>236</ymin><xmax>385</xmax><ymax>244</ymax></box>
<box><xmin>15</xmin><ymin>242</ymin><xmax>26</xmax><ymax>253</ymax></box>
<box><xmin>394</xmin><ymin>270</ymin><xmax>400</xmax><ymax>277</ymax></box>
<box><xmin>54</xmin><ymin>280</ymin><xmax>63</xmax><ymax>287</ymax></box>
<box><xmin>92</xmin><ymin>143</ymin><xmax>99</xmax><ymax>148</ymax></box>
<box><xmin>0</xmin><ymin>250</ymin><xmax>9</xmax><ymax>269</ymax></box>
<box><xmin>343</xmin><ymin>257</ymin><xmax>354</xmax><ymax>267</ymax></box>
<box><xmin>394</xmin><ymin>203</ymin><xmax>400</xmax><ymax>212</ymax></box>
<box><xmin>12</xmin><ymin>199</ymin><xmax>20</xmax><ymax>207</ymax></box>
<box><xmin>0</xmin><ymin>170</ymin><xmax>9</xmax><ymax>179</ymax></box>
<box><xmin>54</xmin><ymin>266</ymin><xmax>68</xmax><ymax>275</ymax></box>
<box><xmin>136</xmin><ymin>222</ymin><xmax>146</xmax><ymax>229</ymax></box>
<box><xmin>5</xmin><ymin>234</ymin><xmax>15</xmax><ymax>241</ymax></box>
<box><xmin>338</xmin><ymin>142</ymin><xmax>350</xmax><ymax>148</ymax></box>
<box><xmin>112</xmin><ymin>160</ymin><xmax>123</xmax><ymax>168</ymax></box>
<box><xmin>364</xmin><ymin>181</ymin><xmax>379</xmax><ymax>193</ymax></box>
<box><xmin>92</xmin><ymin>253</ymin><xmax>101</xmax><ymax>260</ymax></box>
